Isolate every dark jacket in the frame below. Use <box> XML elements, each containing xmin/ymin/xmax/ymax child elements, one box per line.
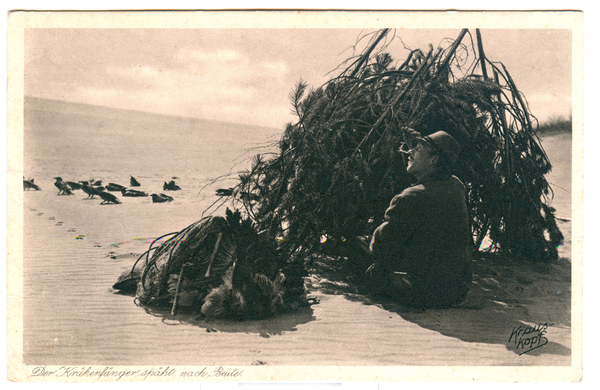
<box><xmin>370</xmin><ymin>172</ymin><xmax>472</xmax><ymax>306</ymax></box>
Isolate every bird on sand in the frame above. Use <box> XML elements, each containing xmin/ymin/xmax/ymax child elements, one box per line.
<box><xmin>151</xmin><ymin>193</ymin><xmax>174</xmax><ymax>203</ymax></box>
<box><xmin>130</xmin><ymin>176</ymin><xmax>141</xmax><ymax>187</ymax></box>
<box><xmin>96</xmin><ymin>187</ymin><xmax>121</xmax><ymax>204</ymax></box>
<box><xmin>216</xmin><ymin>188</ymin><xmax>233</xmax><ymax>197</ymax></box>
<box><xmin>53</xmin><ymin>177</ymin><xmax>73</xmax><ymax>195</ymax></box>
<box><xmin>163</xmin><ymin>180</ymin><xmax>181</xmax><ymax>191</ymax></box>
<box><xmin>105</xmin><ymin>183</ymin><xmax>127</xmax><ymax>192</ymax></box>
<box><xmin>121</xmin><ymin>189</ymin><xmax>148</xmax><ymax>197</ymax></box>
<box><xmin>80</xmin><ymin>183</ymin><xmax>101</xmax><ymax>199</ymax></box>
<box><xmin>23</xmin><ymin>178</ymin><xmax>40</xmax><ymax>191</ymax></box>
<box><xmin>65</xmin><ymin>181</ymin><xmax>83</xmax><ymax>190</ymax></box>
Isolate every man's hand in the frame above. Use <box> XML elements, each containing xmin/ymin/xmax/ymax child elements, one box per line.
<box><xmin>401</xmin><ymin>126</ymin><xmax>421</xmax><ymax>149</ymax></box>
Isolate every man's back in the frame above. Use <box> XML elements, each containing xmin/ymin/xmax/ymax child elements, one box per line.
<box><xmin>371</xmin><ymin>174</ymin><xmax>472</xmax><ymax>306</ymax></box>
<box><xmin>398</xmin><ymin>176</ymin><xmax>471</xmax><ymax>282</ymax></box>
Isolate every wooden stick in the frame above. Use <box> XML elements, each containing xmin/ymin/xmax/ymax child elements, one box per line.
<box><xmin>476</xmin><ymin>29</ymin><xmax>489</xmax><ymax>80</ymax></box>
<box><xmin>205</xmin><ymin>232</ymin><xmax>223</xmax><ymax>278</ymax></box>
<box><xmin>171</xmin><ymin>262</ymin><xmax>190</xmax><ymax>316</ymax></box>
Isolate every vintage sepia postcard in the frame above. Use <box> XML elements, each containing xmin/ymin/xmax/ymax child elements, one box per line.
<box><xmin>6</xmin><ymin>10</ymin><xmax>583</xmax><ymax>383</ymax></box>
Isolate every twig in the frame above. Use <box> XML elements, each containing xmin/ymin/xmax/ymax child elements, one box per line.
<box><xmin>347</xmin><ymin>29</ymin><xmax>391</xmax><ymax>79</ymax></box>
<box><xmin>475</xmin><ymin>29</ymin><xmax>488</xmax><ymax>79</ymax></box>
<box><xmin>437</xmin><ymin>29</ymin><xmax>469</xmax><ymax>75</ymax></box>
<box><xmin>171</xmin><ymin>262</ymin><xmax>192</xmax><ymax>316</ymax></box>
<box><xmin>205</xmin><ymin>232</ymin><xmax>224</xmax><ymax>278</ymax></box>
<box><xmin>352</xmin><ymin>48</ymin><xmax>433</xmax><ymax>157</ymax></box>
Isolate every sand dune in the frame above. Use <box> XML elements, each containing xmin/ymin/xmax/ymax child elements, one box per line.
<box><xmin>16</xmin><ymin>98</ymin><xmax>575</xmax><ymax>380</ymax></box>
<box><xmin>22</xmin><ymin>181</ymin><xmax>572</xmax><ymax>368</ymax></box>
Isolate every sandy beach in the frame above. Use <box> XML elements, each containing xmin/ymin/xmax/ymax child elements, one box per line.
<box><xmin>18</xmin><ymin>97</ymin><xmax>574</xmax><ymax>375</ymax></box>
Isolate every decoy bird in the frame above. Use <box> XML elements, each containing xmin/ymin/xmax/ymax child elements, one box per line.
<box><xmin>80</xmin><ymin>183</ymin><xmax>100</xmax><ymax>199</ymax></box>
<box><xmin>151</xmin><ymin>193</ymin><xmax>174</xmax><ymax>203</ymax></box>
<box><xmin>163</xmin><ymin>180</ymin><xmax>181</xmax><ymax>191</ymax></box>
<box><xmin>23</xmin><ymin>178</ymin><xmax>40</xmax><ymax>191</ymax></box>
<box><xmin>130</xmin><ymin>176</ymin><xmax>141</xmax><ymax>187</ymax></box>
<box><xmin>200</xmin><ymin>210</ymin><xmax>287</xmax><ymax>320</ymax></box>
<box><xmin>216</xmin><ymin>188</ymin><xmax>233</xmax><ymax>197</ymax></box>
<box><xmin>105</xmin><ymin>183</ymin><xmax>127</xmax><ymax>192</ymax></box>
<box><xmin>201</xmin><ymin>284</ymin><xmax>247</xmax><ymax>320</ymax></box>
<box><xmin>121</xmin><ymin>189</ymin><xmax>148</xmax><ymax>197</ymax></box>
<box><xmin>96</xmin><ymin>187</ymin><xmax>121</xmax><ymax>204</ymax></box>
<box><xmin>65</xmin><ymin>181</ymin><xmax>83</xmax><ymax>190</ymax></box>
<box><xmin>53</xmin><ymin>177</ymin><xmax>73</xmax><ymax>195</ymax></box>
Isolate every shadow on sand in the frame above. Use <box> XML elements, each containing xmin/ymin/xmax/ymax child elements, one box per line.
<box><xmin>137</xmin><ymin>304</ymin><xmax>316</xmax><ymax>338</ymax></box>
<box><xmin>308</xmin><ymin>253</ymin><xmax>572</xmax><ymax>357</ymax></box>
<box><xmin>111</xmin><ymin>251</ymin><xmax>317</xmax><ymax>339</ymax></box>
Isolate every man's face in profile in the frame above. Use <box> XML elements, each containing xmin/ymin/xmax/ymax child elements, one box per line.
<box><xmin>406</xmin><ymin>141</ymin><xmax>436</xmax><ymax>179</ymax></box>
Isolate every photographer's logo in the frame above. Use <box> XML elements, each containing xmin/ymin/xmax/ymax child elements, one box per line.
<box><xmin>508</xmin><ymin>323</ymin><xmax>550</xmax><ymax>355</ymax></box>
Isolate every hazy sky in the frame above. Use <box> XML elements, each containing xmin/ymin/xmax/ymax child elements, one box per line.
<box><xmin>24</xmin><ymin>28</ymin><xmax>572</xmax><ymax>130</ymax></box>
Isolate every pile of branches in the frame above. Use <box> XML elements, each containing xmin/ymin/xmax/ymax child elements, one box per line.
<box><xmin>213</xmin><ymin>29</ymin><xmax>563</xmax><ymax>266</ymax></box>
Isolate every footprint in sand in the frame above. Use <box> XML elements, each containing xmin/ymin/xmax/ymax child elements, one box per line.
<box><xmin>55</xmin><ymin>222</ymin><xmax>64</xmax><ymax>226</ymax></box>
<box><xmin>36</xmin><ymin>212</ymin><xmax>44</xmax><ymax>216</ymax></box>
<box><xmin>48</xmin><ymin>216</ymin><xmax>55</xmax><ymax>220</ymax></box>
<box><xmin>67</xmin><ymin>228</ymin><xmax>76</xmax><ymax>232</ymax></box>
<box><xmin>30</xmin><ymin>208</ymin><xmax>36</xmax><ymax>211</ymax></box>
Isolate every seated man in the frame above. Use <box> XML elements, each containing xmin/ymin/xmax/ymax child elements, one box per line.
<box><xmin>367</xmin><ymin>129</ymin><xmax>472</xmax><ymax>308</ymax></box>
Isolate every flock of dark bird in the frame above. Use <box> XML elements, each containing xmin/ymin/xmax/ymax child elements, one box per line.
<box><xmin>23</xmin><ymin>175</ymin><xmax>181</xmax><ymax>205</ymax></box>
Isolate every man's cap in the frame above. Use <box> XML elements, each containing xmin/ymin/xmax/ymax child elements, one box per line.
<box><xmin>416</xmin><ymin>131</ymin><xmax>461</xmax><ymax>167</ymax></box>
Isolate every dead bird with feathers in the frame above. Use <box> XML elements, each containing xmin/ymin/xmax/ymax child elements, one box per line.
<box><xmin>115</xmin><ymin>208</ymin><xmax>307</xmax><ymax>320</ymax></box>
